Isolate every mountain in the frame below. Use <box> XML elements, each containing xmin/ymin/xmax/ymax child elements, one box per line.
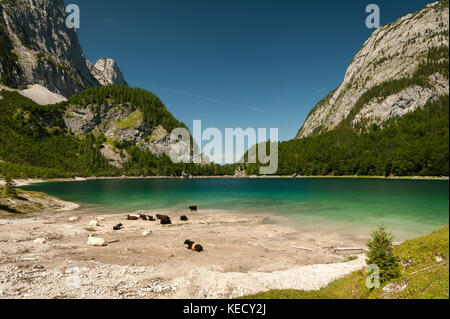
<box><xmin>297</xmin><ymin>1</ymin><xmax>449</xmax><ymax>138</ymax></box>
<box><xmin>62</xmin><ymin>85</ymin><xmax>207</xmax><ymax>168</ymax></box>
<box><xmin>0</xmin><ymin>0</ymin><xmax>126</xmax><ymax>98</ymax></box>
<box><xmin>244</xmin><ymin>1</ymin><xmax>449</xmax><ymax>177</ymax></box>
<box><xmin>0</xmin><ymin>86</ymin><xmax>224</xmax><ymax>178</ymax></box>
<box><xmin>0</xmin><ymin>0</ymin><xmax>222</xmax><ymax>178</ymax></box>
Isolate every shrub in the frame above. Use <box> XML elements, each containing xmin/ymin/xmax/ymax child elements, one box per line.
<box><xmin>1</xmin><ymin>175</ymin><xmax>17</xmax><ymax>197</ymax></box>
<box><xmin>366</xmin><ymin>225</ymin><xmax>401</xmax><ymax>283</ymax></box>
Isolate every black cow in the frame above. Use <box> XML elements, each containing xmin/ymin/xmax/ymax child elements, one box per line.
<box><xmin>113</xmin><ymin>223</ymin><xmax>123</xmax><ymax>231</ymax></box>
<box><xmin>180</xmin><ymin>215</ymin><xmax>189</xmax><ymax>221</ymax></box>
<box><xmin>158</xmin><ymin>215</ymin><xmax>172</xmax><ymax>225</ymax></box>
<box><xmin>189</xmin><ymin>206</ymin><xmax>198</xmax><ymax>212</ymax></box>
<box><xmin>184</xmin><ymin>240</ymin><xmax>203</xmax><ymax>252</ymax></box>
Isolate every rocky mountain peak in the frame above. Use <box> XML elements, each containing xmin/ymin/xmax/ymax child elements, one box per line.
<box><xmin>87</xmin><ymin>58</ymin><xmax>128</xmax><ymax>86</ymax></box>
<box><xmin>0</xmin><ymin>0</ymin><xmax>127</xmax><ymax>98</ymax></box>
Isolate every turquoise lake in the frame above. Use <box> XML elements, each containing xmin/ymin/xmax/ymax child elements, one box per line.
<box><xmin>23</xmin><ymin>178</ymin><xmax>449</xmax><ymax>241</ymax></box>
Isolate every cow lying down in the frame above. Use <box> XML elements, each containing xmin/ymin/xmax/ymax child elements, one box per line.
<box><xmin>156</xmin><ymin>214</ymin><xmax>172</xmax><ymax>225</ymax></box>
<box><xmin>184</xmin><ymin>240</ymin><xmax>203</xmax><ymax>252</ymax></box>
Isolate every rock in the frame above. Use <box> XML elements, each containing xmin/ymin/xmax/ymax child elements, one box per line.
<box><xmin>382</xmin><ymin>283</ymin><xmax>408</xmax><ymax>293</ymax></box>
<box><xmin>87</xmin><ymin>58</ymin><xmax>128</xmax><ymax>86</ymax></box>
<box><xmin>33</xmin><ymin>238</ymin><xmax>47</xmax><ymax>245</ymax></box>
<box><xmin>0</xmin><ymin>0</ymin><xmax>127</xmax><ymax>98</ymax></box>
<box><xmin>19</xmin><ymin>84</ymin><xmax>67</xmax><ymax>105</ymax></box>
<box><xmin>87</xmin><ymin>236</ymin><xmax>105</xmax><ymax>247</ymax></box>
<box><xmin>99</xmin><ymin>144</ymin><xmax>130</xmax><ymax>169</ymax></box>
<box><xmin>297</xmin><ymin>2</ymin><xmax>449</xmax><ymax>138</ymax></box>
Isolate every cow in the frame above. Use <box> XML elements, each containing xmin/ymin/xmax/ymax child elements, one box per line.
<box><xmin>68</xmin><ymin>216</ymin><xmax>81</xmax><ymax>222</ymax></box>
<box><xmin>113</xmin><ymin>223</ymin><xmax>123</xmax><ymax>231</ymax></box>
<box><xmin>180</xmin><ymin>215</ymin><xmax>189</xmax><ymax>221</ymax></box>
<box><xmin>184</xmin><ymin>240</ymin><xmax>203</xmax><ymax>252</ymax></box>
<box><xmin>189</xmin><ymin>206</ymin><xmax>198</xmax><ymax>212</ymax></box>
<box><xmin>89</xmin><ymin>220</ymin><xmax>100</xmax><ymax>227</ymax></box>
<box><xmin>158</xmin><ymin>215</ymin><xmax>172</xmax><ymax>225</ymax></box>
<box><xmin>127</xmin><ymin>214</ymin><xmax>140</xmax><ymax>220</ymax></box>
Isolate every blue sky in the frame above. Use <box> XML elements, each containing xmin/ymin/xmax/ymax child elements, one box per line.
<box><xmin>64</xmin><ymin>0</ymin><xmax>435</xmax><ymax>163</ymax></box>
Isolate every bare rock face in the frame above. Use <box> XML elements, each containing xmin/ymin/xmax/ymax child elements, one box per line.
<box><xmin>297</xmin><ymin>2</ymin><xmax>449</xmax><ymax>138</ymax></box>
<box><xmin>87</xmin><ymin>58</ymin><xmax>128</xmax><ymax>86</ymax></box>
<box><xmin>0</xmin><ymin>0</ymin><xmax>127</xmax><ymax>98</ymax></box>
<box><xmin>63</xmin><ymin>103</ymin><xmax>208</xmax><ymax>165</ymax></box>
<box><xmin>99</xmin><ymin>144</ymin><xmax>129</xmax><ymax>169</ymax></box>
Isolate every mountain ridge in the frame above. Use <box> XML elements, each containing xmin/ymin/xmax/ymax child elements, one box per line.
<box><xmin>297</xmin><ymin>1</ymin><xmax>449</xmax><ymax>139</ymax></box>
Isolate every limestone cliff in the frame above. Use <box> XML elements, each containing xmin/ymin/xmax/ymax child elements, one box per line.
<box><xmin>63</xmin><ymin>94</ymin><xmax>208</xmax><ymax>166</ymax></box>
<box><xmin>297</xmin><ymin>1</ymin><xmax>449</xmax><ymax>138</ymax></box>
<box><xmin>87</xmin><ymin>58</ymin><xmax>128</xmax><ymax>87</ymax></box>
<box><xmin>0</xmin><ymin>0</ymin><xmax>127</xmax><ymax>97</ymax></box>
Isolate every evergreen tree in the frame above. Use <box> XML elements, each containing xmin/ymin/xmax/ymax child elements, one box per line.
<box><xmin>2</xmin><ymin>175</ymin><xmax>17</xmax><ymax>197</ymax></box>
<box><xmin>366</xmin><ymin>225</ymin><xmax>401</xmax><ymax>283</ymax></box>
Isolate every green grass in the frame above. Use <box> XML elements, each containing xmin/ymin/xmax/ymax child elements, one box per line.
<box><xmin>116</xmin><ymin>110</ymin><xmax>143</xmax><ymax>129</ymax></box>
<box><xmin>241</xmin><ymin>226</ymin><xmax>449</xmax><ymax>299</ymax></box>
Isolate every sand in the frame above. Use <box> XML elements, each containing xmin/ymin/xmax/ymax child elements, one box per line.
<box><xmin>0</xmin><ymin>206</ymin><xmax>368</xmax><ymax>299</ymax></box>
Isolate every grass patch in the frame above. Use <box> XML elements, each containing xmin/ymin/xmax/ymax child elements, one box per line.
<box><xmin>116</xmin><ymin>110</ymin><xmax>143</xmax><ymax>129</ymax></box>
<box><xmin>241</xmin><ymin>226</ymin><xmax>449</xmax><ymax>299</ymax></box>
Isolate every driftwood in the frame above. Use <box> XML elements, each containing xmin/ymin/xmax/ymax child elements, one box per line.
<box><xmin>409</xmin><ymin>263</ymin><xmax>447</xmax><ymax>276</ymax></box>
<box><xmin>291</xmin><ymin>245</ymin><xmax>313</xmax><ymax>252</ymax></box>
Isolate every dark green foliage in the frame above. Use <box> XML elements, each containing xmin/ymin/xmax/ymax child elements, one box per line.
<box><xmin>1</xmin><ymin>174</ymin><xmax>16</xmax><ymax>197</ymax></box>
<box><xmin>247</xmin><ymin>95</ymin><xmax>449</xmax><ymax>177</ymax></box>
<box><xmin>0</xmin><ymin>90</ymin><xmax>118</xmax><ymax>178</ymax></box>
<box><xmin>366</xmin><ymin>225</ymin><xmax>401</xmax><ymax>284</ymax></box>
<box><xmin>120</xmin><ymin>146</ymin><xmax>235</xmax><ymax>177</ymax></box>
<box><xmin>0</xmin><ymin>89</ymin><xmax>236</xmax><ymax>178</ymax></box>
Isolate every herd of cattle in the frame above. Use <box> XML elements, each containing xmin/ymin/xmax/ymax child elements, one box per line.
<box><xmin>75</xmin><ymin>206</ymin><xmax>204</xmax><ymax>252</ymax></box>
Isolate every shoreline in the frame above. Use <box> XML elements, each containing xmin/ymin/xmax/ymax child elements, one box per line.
<box><xmin>0</xmin><ymin>207</ymin><xmax>369</xmax><ymax>299</ymax></box>
<box><xmin>7</xmin><ymin>174</ymin><xmax>450</xmax><ymax>187</ymax></box>
<box><xmin>0</xmin><ymin>192</ymin><xmax>447</xmax><ymax>298</ymax></box>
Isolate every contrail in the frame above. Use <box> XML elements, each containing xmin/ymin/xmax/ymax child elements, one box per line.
<box><xmin>149</xmin><ymin>85</ymin><xmax>266</xmax><ymax>113</ymax></box>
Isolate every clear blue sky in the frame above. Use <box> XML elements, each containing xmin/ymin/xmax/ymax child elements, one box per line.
<box><xmin>64</xmin><ymin>0</ymin><xmax>435</xmax><ymax>162</ymax></box>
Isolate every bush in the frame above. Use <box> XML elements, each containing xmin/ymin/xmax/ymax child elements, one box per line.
<box><xmin>1</xmin><ymin>175</ymin><xmax>16</xmax><ymax>197</ymax></box>
<box><xmin>366</xmin><ymin>225</ymin><xmax>401</xmax><ymax>283</ymax></box>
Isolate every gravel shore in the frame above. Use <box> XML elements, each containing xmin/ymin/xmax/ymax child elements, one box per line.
<box><xmin>0</xmin><ymin>206</ymin><xmax>368</xmax><ymax>299</ymax></box>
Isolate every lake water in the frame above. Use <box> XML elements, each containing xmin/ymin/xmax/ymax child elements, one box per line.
<box><xmin>23</xmin><ymin>178</ymin><xmax>449</xmax><ymax>242</ymax></box>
